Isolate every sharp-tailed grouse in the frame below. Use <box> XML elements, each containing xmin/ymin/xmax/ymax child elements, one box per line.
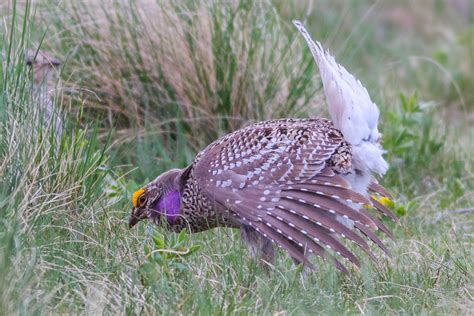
<box><xmin>129</xmin><ymin>21</ymin><xmax>397</xmax><ymax>273</ymax></box>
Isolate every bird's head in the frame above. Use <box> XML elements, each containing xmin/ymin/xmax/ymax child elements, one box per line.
<box><xmin>26</xmin><ymin>50</ymin><xmax>61</xmax><ymax>86</ymax></box>
<box><xmin>128</xmin><ymin>167</ymin><xmax>191</xmax><ymax>229</ymax></box>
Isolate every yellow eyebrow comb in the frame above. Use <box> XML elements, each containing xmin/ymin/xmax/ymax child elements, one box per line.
<box><xmin>132</xmin><ymin>188</ymin><xmax>145</xmax><ymax>207</ymax></box>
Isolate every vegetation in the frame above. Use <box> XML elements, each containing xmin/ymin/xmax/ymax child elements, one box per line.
<box><xmin>1</xmin><ymin>0</ymin><xmax>472</xmax><ymax>314</ymax></box>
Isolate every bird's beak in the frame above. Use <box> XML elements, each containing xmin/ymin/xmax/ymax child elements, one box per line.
<box><xmin>128</xmin><ymin>215</ymin><xmax>139</xmax><ymax>228</ymax></box>
<box><xmin>128</xmin><ymin>208</ymin><xmax>140</xmax><ymax>228</ymax></box>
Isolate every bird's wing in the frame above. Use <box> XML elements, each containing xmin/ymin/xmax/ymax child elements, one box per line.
<box><xmin>193</xmin><ymin>119</ymin><xmax>392</xmax><ymax>272</ymax></box>
<box><xmin>293</xmin><ymin>21</ymin><xmax>381</xmax><ymax>145</ymax></box>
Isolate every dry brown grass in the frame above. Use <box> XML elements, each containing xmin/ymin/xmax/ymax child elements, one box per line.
<box><xmin>32</xmin><ymin>0</ymin><xmax>318</xmax><ymax>145</ymax></box>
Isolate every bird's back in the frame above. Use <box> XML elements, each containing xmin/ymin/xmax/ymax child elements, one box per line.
<box><xmin>192</xmin><ymin>118</ymin><xmax>348</xmax><ymax>188</ymax></box>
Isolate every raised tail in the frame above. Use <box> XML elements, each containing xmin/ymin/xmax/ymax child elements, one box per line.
<box><xmin>293</xmin><ymin>20</ymin><xmax>388</xmax><ymax>175</ymax></box>
<box><xmin>293</xmin><ymin>21</ymin><xmax>381</xmax><ymax>146</ymax></box>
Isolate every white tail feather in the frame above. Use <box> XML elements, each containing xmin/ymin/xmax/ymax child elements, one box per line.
<box><xmin>294</xmin><ymin>21</ymin><xmax>388</xmax><ymax>175</ymax></box>
<box><xmin>293</xmin><ymin>20</ymin><xmax>381</xmax><ymax>146</ymax></box>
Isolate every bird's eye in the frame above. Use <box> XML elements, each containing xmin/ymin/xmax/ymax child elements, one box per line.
<box><xmin>138</xmin><ymin>195</ymin><xmax>146</xmax><ymax>207</ymax></box>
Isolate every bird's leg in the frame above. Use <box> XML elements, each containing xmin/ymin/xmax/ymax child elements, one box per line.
<box><xmin>260</xmin><ymin>235</ymin><xmax>275</xmax><ymax>268</ymax></box>
<box><xmin>240</xmin><ymin>224</ymin><xmax>274</xmax><ymax>270</ymax></box>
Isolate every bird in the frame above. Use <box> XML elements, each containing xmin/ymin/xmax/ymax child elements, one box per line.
<box><xmin>26</xmin><ymin>49</ymin><xmax>63</xmax><ymax>136</ymax></box>
<box><xmin>128</xmin><ymin>21</ymin><xmax>397</xmax><ymax>273</ymax></box>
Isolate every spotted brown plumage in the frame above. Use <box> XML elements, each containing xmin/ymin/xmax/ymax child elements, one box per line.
<box><xmin>128</xmin><ymin>22</ymin><xmax>398</xmax><ymax>273</ymax></box>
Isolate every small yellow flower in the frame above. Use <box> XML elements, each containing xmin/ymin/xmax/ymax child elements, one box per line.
<box><xmin>371</xmin><ymin>194</ymin><xmax>394</xmax><ymax>208</ymax></box>
<box><xmin>379</xmin><ymin>196</ymin><xmax>393</xmax><ymax>207</ymax></box>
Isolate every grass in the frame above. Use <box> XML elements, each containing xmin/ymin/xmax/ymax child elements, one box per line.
<box><xmin>1</xmin><ymin>0</ymin><xmax>473</xmax><ymax>314</ymax></box>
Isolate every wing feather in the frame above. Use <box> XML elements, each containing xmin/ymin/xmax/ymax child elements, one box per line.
<box><xmin>355</xmin><ymin>222</ymin><xmax>390</xmax><ymax>255</ymax></box>
<box><xmin>285</xmin><ymin>183</ymin><xmax>370</xmax><ymax>205</ymax></box>
<box><xmin>368</xmin><ymin>180</ymin><xmax>393</xmax><ymax>199</ymax></box>
<box><xmin>269</xmin><ymin>206</ymin><xmax>378</xmax><ymax>263</ymax></box>
<box><xmin>251</xmin><ymin>220</ymin><xmax>314</xmax><ymax>268</ymax></box>
<box><xmin>266</xmin><ymin>211</ymin><xmax>360</xmax><ymax>267</ymax></box>
<box><xmin>262</xmin><ymin>215</ymin><xmax>352</xmax><ymax>273</ymax></box>
<box><xmin>279</xmin><ymin>192</ymin><xmax>375</xmax><ymax>228</ymax></box>
<box><xmin>358</xmin><ymin>208</ymin><xmax>394</xmax><ymax>240</ymax></box>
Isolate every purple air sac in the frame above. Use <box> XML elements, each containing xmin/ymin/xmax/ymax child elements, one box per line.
<box><xmin>155</xmin><ymin>190</ymin><xmax>181</xmax><ymax>224</ymax></box>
